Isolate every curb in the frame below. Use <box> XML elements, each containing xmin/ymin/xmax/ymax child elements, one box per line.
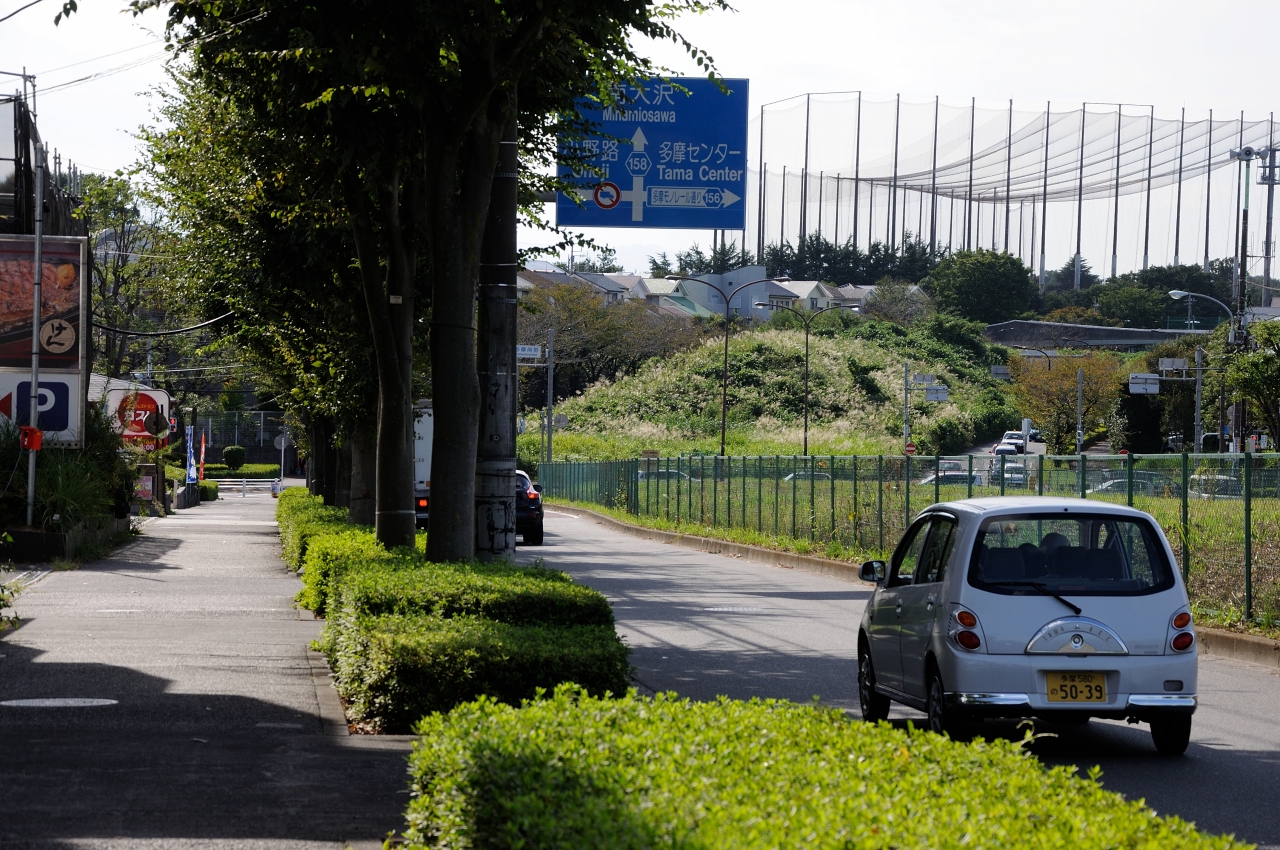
<box><xmin>1198</xmin><ymin>627</ymin><xmax>1280</xmax><ymax>669</ymax></box>
<box><xmin>547</xmin><ymin>504</ymin><xmax>865</xmax><ymax>584</ymax></box>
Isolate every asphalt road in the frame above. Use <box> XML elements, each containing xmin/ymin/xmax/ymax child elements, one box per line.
<box><xmin>524</xmin><ymin>508</ymin><xmax>1280</xmax><ymax>849</ymax></box>
<box><xmin>0</xmin><ymin>491</ymin><xmax>410</xmax><ymax>850</ymax></box>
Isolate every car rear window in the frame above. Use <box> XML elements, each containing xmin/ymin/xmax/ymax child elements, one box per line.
<box><xmin>968</xmin><ymin>513</ymin><xmax>1175</xmax><ymax>597</ymax></box>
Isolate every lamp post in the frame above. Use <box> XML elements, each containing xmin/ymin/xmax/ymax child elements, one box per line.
<box><xmin>665</xmin><ymin>275</ymin><xmax>790</xmax><ymax>456</ymax></box>
<box><xmin>1169</xmin><ymin>289</ymin><xmax>1236</xmax><ymax>344</ymax></box>
<box><xmin>754</xmin><ymin>301</ymin><xmax>857</xmax><ymax>455</ymax></box>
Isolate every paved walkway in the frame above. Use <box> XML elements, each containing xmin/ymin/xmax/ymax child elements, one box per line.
<box><xmin>0</xmin><ymin>490</ymin><xmax>411</xmax><ymax>849</ymax></box>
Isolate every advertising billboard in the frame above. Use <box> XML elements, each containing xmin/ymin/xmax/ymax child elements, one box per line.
<box><xmin>0</xmin><ymin>235</ymin><xmax>89</xmax><ymax>447</ymax></box>
<box><xmin>106</xmin><ymin>387</ymin><xmax>171</xmax><ymax>452</ymax></box>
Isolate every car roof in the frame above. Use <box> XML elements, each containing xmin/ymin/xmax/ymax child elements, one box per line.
<box><xmin>921</xmin><ymin>496</ymin><xmax>1156</xmax><ymax>521</ymax></box>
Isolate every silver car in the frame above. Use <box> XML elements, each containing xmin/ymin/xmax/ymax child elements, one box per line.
<box><xmin>857</xmin><ymin>497</ymin><xmax>1197</xmax><ymax>754</ymax></box>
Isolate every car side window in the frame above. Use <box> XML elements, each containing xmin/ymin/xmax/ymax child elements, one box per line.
<box><xmin>890</xmin><ymin>519</ymin><xmax>932</xmax><ymax>586</ymax></box>
<box><xmin>916</xmin><ymin>517</ymin><xmax>957</xmax><ymax>584</ymax></box>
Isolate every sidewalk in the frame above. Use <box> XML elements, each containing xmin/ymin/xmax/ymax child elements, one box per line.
<box><xmin>0</xmin><ymin>489</ymin><xmax>410</xmax><ymax>849</ymax></box>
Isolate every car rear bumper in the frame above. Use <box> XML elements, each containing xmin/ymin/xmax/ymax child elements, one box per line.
<box><xmin>945</xmin><ymin>691</ymin><xmax>1196</xmax><ymax>719</ymax></box>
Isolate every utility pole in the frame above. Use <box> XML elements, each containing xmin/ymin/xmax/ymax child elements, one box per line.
<box><xmin>26</xmin><ymin>142</ymin><xmax>45</xmax><ymax>527</ymax></box>
<box><xmin>1193</xmin><ymin>346</ymin><xmax>1204</xmax><ymax>451</ymax></box>
<box><xmin>1076</xmin><ymin>367</ymin><xmax>1084</xmax><ymax>455</ymax></box>
<box><xmin>544</xmin><ymin>325</ymin><xmax>555</xmax><ymax>467</ymax></box>
<box><xmin>475</xmin><ymin>107</ymin><xmax>518</xmax><ymax>560</ymax></box>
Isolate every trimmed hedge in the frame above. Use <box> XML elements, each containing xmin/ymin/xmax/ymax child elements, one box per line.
<box><xmin>334</xmin><ymin>562</ymin><xmax>609</xmax><ymax>627</ymax></box>
<box><xmin>402</xmin><ymin>686</ymin><xmax>1244</xmax><ymax>849</ymax></box>
<box><xmin>333</xmin><ymin>616</ymin><xmax>629</xmax><ymax>730</ymax></box>
<box><xmin>278</xmin><ymin>490</ymin><xmax>630</xmax><ymax>729</ymax></box>
<box><xmin>198</xmin><ymin>480</ymin><xmax>219</xmax><ymax>501</ymax></box>
<box><xmin>221</xmin><ymin>445</ymin><xmax>246</xmax><ymax>470</ymax></box>
<box><xmin>277</xmin><ymin>488</ymin><xmax>351</xmax><ymax>570</ymax></box>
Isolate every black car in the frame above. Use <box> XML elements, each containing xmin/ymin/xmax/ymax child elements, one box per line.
<box><xmin>516</xmin><ymin>470</ymin><xmax>544</xmax><ymax>545</ymax></box>
<box><xmin>415</xmin><ymin>472</ymin><xmax>544</xmax><ymax>545</ymax></box>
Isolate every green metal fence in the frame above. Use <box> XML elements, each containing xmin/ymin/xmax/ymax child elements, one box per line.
<box><xmin>539</xmin><ymin>453</ymin><xmax>1280</xmax><ymax>621</ymax></box>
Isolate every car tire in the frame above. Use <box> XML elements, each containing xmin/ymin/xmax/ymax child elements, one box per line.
<box><xmin>926</xmin><ymin>669</ymin><xmax>969</xmax><ymax>737</ymax></box>
<box><xmin>523</xmin><ymin>523</ymin><xmax>544</xmax><ymax>546</ymax></box>
<box><xmin>857</xmin><ymin>651</ymin><xmax>890</xmax><ymax>723</ymax></box>
<box><xmin>1150</xmin><ymin>714</ymin><xmax>1192</xmax><ymax>755</ymax></box>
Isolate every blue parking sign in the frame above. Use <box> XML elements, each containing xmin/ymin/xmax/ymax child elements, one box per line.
<box><xmin>557</xmin><ymin>77</ymin><xmax>749</xmax><ymax>230</ymax></box>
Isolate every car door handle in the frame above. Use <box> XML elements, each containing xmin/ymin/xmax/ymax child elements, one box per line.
<box><xmin>926</xmin><ymin>594</ymin><xmax>936</xmax><ymax>610</ymax></box>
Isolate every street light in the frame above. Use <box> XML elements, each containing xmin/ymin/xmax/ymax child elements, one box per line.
<box><xmin>665</xmin><ymin>275</ymin><xmax>790</xmax><ymax>456</ymax></box>
<box><xmin>754</xmin><ymin>301</ymin><xmax>858</xmax><ymax>455</ymax></box>
<box><xmin>1169</xmin><ymin>290</ymin><xmax>1236</xmax><ymax>344</ymax></box>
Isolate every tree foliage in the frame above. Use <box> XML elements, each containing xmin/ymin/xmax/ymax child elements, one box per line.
<box><xmin>1228</xmin><ymin>320</ymin><xmax>1280</xmax><ymax>446</ymax></box>
<box><xmin>861</xmin><ymin>277</ymin><xmax>932</xmax><ymax>326</ymax></box>
<box><xmin>762</xmin><ymin>233</ymin><xmax>940</xmax><ymax>286</ymax></box>
<box><xmin>924</xmin><ymin>249</ymin><xmax>1035</xmax><ymax>324</ymax></box>
<box><xmin>1007</xmin><ymin>352</ymin><xmax>1122</xmax><ymax>454</ymax></box>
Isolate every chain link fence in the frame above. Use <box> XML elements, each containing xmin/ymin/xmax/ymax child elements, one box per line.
<box><xmin>540</xmin><ymin>452</ymin><xmax>1280</xmax><ymax>622</ymax></box>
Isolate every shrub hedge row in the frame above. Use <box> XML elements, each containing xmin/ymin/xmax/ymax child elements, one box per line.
<box><xmin>403</xmin><ymin>686</ymin><xmax>1244</xmax><ymax>849</ymax></box>
<box><xmin>277</xmin><ymin>491</ymin><xmax>630</xmax><ymax>732</ymax></box>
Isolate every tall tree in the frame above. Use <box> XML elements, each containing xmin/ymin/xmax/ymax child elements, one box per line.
<box><xmin>158</xmin><ymin>0</ymin><xmax>726</xmax><ymax>558</ymax></box>
<box><xmin>925</xmin><ymin>249</ymin><xmax>1035</xmax><ymax>324</ymax></box>
<box><xmin>1007</xmin><ymin>352</ymin><xmax>1122</xmax><ymax>454</ymax></box>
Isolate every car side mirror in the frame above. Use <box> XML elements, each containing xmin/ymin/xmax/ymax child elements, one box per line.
<box><xmin>533</xmin><ymin>484</ymin><xmax>543</xmax><ymax>493</ymax></box>
<box><xmin>859</xmin><ymin>559</ymin><xmax>887</xmax><ymax>584</ymax></box>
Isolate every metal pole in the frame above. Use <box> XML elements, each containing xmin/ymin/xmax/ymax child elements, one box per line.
<box><xmin>834</xmin><ymin>175</ymin><xmax>841</xmax><ymax>246</ymax></box>
<box><xmin>1076</xmin><ymin>367</ymin><xmax>1084</xmax><ymax>454</ymax></box>
<box><xmin>1175</xmin><ymin>108</ymin><xmax>1186</xmax><ymax>265</ymax></box>
<box><xmin>1233</xmin><ymin>113</ymin><xmax>1244</xmax><ymax>297</ymax></box>
<box><xmin>1205</xmin><ymin>109</ymin><xmax>1214</xmax><ymax>273</ymax></box>
<box><xmin>720</xmin><ymin>298</ymin><xmax>730</xmax><ymax>457</ymax></box>
<box><xmin>853</xmin><ymin>93</ymin><xmax>862</xmax><ymax>255</ymax></box>
<box><xmin>1193</xmin><ymin>346</ymin><xmax>1204</xmax><ymax>451</ymax></box>
<box><xmin>903</xmin><ymin>361</ymin><xmax>910</xmax><ymax>452</ymax></box>
<box><xmin>25</xmin><ymin>142</ymin><xmax>44</xmax><ymax>528</ymax></box>
<box><xmin>817</xmin><ymin>171</ymin><xmax>824</xmax><ymax>240</ymax></box>
<box><xmin>757</xmin><ymin>104</ymin><xmax>766</xmax><ymax>259</ymax></box>
<box><xmin>1152</xmin><ymin>104</ymin><xmax>1162</xmax><ymax>268</ymax></box>
<box><xmin>1267</xmin><ymin>119</ymin><xmax>1276</xmax><ymax>307</ymax></box>
<box><xmin>930</xmin><ymin>95</ymin><xmax>939</xmax><ymax>253</ymax></box>
<box><xmin>800</xmin><ymin>94</ymin><xmax>811</xmax><ymax>241</ymax></box>
<box><xmin>1075</xmin><ymin>103</ymin><xmax>1087</xmax><ymax>290</ymax></box>
<box><xmin>966</xmin><ymin>97</ymin><xmax>975</xmax><ymax>250</ymax></box>
<box><xmin>1004</xmin><ymin>99</ymin><xmax>1013</xmax><ymax>252</ymax></box>
<box><xmin>1039</xmin><ymin>102</ymin><xmax>1050</xmax><ymax>291</ymax></box>
<box><xmin>890</xmin><ymin>94</ymin><xmax>900</xmax><ymax>247</ymax></box>
<box><xmin>545</xmin><ymin>325</ymin><xmax>555</xmax><ymax>466</ymax></box>
<box><xmin>1111</xmin><ymin>107</ymin><xmax>1122</xmax><ymax>279</ymax></box>
<box><xmin>803</xmin><ymin>320</ymin><xmax>810</xmax><ymax>456</ymax></box>
<box><xmin>780</xmin><ymin>166</ymin><xmax>786</xmax><ymax>246</ymax></box>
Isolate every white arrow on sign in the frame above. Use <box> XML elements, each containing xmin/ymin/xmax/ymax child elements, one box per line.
<box><xmin>631</xmin><ymin>127</ymin><xmax>648</xmax><ymax>152</ymax></box>
<box><xmin>648</xmin><ymin>186</ymin><xmax>742</xmax><ymax>209</ymax></box>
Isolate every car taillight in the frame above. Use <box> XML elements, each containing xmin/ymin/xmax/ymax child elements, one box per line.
<box><xmin>527</xmin><ymin>489</ymin><xmax>540</xmax><ymax>501</ymax></box>
<box><xmin>417</xmin><ymin>498</ymin><xmax>428</xmax><ymax>509</ymax></box>
<box><xmin>1173</xmin><ymin>611</ymin><xmax>1192</xmax><ymax>629</ymax></box>
<box><xmin>956</xmin><ymin>630</ymin><xmax>981</xmax><ymax>650</ymax></box>
<box><xmin>1171</xmin><ymin>632</ymin><xmax>1194</xmax><ymax>652</ymax></box>
<box><xmin>956</xmin><ymin>610</ymin><xmax>978</xmax><ymax>628</ymax></box>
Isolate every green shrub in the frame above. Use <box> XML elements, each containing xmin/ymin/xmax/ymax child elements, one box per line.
<box><xmin>198</xmin><ymin>480</ymin><xmax>219</xmax><ymax>501</ymax></box>
<box><xmin>402</xmin><ymin>686</ymin><xmax>1244</xmax><ymax>849</ymax></box>
<box><xmin>277</xmin><ymin>488</ymin><xmax>349</xmax><ymax>570</ymax></box>
<box><xmin>221</xmin><ymin>445</ymin><xmax>246</xmax><ymax>470</ymax></box>
<box><xmin>201</xmin><ymin>462</ymin><xmax>280</xmax><ymax>479</ymax></box>
<box><xmin>332</xmin><ymin>615</ymin><xmax>630</xmax><ymax>731</ymax></box>
<box><xmin>333</xmin><ymin>561</ymin><xmax>611</xmax><ymax>628</ymax></box>
<box><xmin>298</xmin><ymin>528</ymin><xmax>392</xmax><ymax>615</ymax></box>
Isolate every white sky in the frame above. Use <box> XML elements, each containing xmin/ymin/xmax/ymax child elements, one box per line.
<box><xmin>2</xmin><ymin>0</ymin><xmax>1276</xmax><ymax>272</ymax></box>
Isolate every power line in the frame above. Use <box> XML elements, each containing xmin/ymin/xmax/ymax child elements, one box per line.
<box><xmin>92</xmin><ymin>311</ymin><xmax>233</xmax><ymax>337</ymax></box>
<box><xmin>0</xmin><ymin>0</ymin><xmax>45</xmax><ymax>25</ymax></box>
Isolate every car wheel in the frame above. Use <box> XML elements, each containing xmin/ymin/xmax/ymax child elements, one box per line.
<box><xmin>1150</xmin><ymin>714</ymin><xmax>1192</xmax><ymax>755</ymax></box>
<box><xmin>523</xmin><ymin>523</ymin><xmax>544</xmax><ymax>546</ymax></box>
<box><xmin>926</xmin><ymin>669</ymin><xmax>968</xmax><ymax>737</ymax></box>
<box><xmin>858</xmin><ymin>651</ymin><xmax>890</xmax><ymax>723</ymax></box>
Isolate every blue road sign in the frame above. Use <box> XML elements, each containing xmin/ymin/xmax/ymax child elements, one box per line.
<box><xmin>557</xmin><ymin>77</ymin><xmax>749</xmax><ymax>230</ymax></box>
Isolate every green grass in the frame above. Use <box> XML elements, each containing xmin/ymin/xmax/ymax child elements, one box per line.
<box><xmin>400</xmin><ymin>685</ymin><xmax>1246</xmax><ymax>849</ymax></box>
<box><xmin>519</xmin><ymin>320</ymin><xmax>1017</xmax><ymax>471</ymax></box>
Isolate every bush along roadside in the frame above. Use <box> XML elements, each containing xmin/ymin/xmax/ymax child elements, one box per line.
<box><xmin>401</xmin><ymin>685</ymin><xmax>1246</xmax><ymax>849</ymax></box>
<box><xmin>278</xmin><ymin>491</ymin><xmax>630</xmax><ymax>732</ymax></box>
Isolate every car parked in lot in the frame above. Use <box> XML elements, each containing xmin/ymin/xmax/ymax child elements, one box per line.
<box><xmin>856</xmin><ymin>497</ymin><xmax>1196</xmax><ymax>754</ymax></box>
<box><xmin>1188</xmin><ymin>474</ymin><xmax>1243</xmax><ymax>501</ymax></box>
<box><xmin>1000</xmin><ymin>431</ymin><xmax>1027</xmax><ymax>453</ymax></box>
<box><xmin>919</xmin><ymin>471</ymin><xmax>982</xmax><ymax>487</ymax></box>
<box><xmin>992</xmin><ymin>442</ymin><xmax>1020</xmax><ymax>458</ymax></box>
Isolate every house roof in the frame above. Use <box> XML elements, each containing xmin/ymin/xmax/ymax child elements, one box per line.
<box><xmin>663</xmin><ymin>295</ymin><xmax>716</xmax><ymax>318</ymax></box>
<box><xmin>574</xmin><ymin>272</ymin><xmax>629</xmax><ymax>294</ymax></box>
<box><xmin>643</xmin><ymin>278</ymin><xmax>681</xmax><ymax>296</ymax></box>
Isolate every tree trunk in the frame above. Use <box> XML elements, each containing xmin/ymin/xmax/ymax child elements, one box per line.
<box><xmin>335</xmin><ymin>436</ymin><xmax>351</xmax><ymax>509</ymax></box>
<box><xmin>475</xmin><ymin>101</ymin><xmax>518</xmax><ymax>560</ymax></box>
<box><xmin>346</xmin><ymin>170</ymin><xmax>417</xmax><ymax>549</ymax></box>
<box><xmin>426</xmin><ymin>94</ymin><xmax>509</xmax><ymax>562</ymax></box>
<box><xmin>348</xmin><ymin>423</ymin><xmax>377</xmax><ymax>527</ymax></box>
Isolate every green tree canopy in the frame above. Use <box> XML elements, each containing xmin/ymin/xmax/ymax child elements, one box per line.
<box><xmin>1094</xmin><ymin>283</ymin><xmax>1168</xmax><ymax>329</ymax></box>
<box><xmin>924</xmin><ymin>250</ymin><xmax>1035</xmax><ymax>324</ymax></box>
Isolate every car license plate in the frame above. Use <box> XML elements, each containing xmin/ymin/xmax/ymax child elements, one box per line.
<box><xmin>1046</xmin><ymin>672</ymin><xmax>1106</xmax><ymax>702</ymax></box>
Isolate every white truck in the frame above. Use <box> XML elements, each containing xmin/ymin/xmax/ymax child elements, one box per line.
<box><xmin>413</xmin><ymin>401</ymin><xmax>433</xmax><ymax>528</ymax></box>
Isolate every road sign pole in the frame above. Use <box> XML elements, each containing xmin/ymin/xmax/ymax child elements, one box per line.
<box><xmin>26</xmin><ymin>142</ymin><xmax>44</xmax><ymax>528</ymax></box>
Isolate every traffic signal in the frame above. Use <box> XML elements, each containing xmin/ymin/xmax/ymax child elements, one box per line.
<box><xmin>169</xmin><ymin>416</ymin><xmax>178</xmax><ymax>434</ymax></box>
